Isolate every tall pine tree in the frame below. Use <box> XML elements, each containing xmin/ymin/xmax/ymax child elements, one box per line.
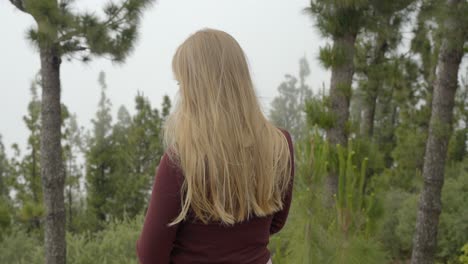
<box><xmin>411</xmin><ymin>0</ymin><xmax>468</xmax><ymax>263</ymax></box>
<box><xmin>111</xmin><ymin>93</ymin><xmax>167</xmax><ymax>218</ymax></box>
<box><xmin>16</xmin><ymin>81</ymin><xmax>44</xmax><ymax>230</ymax></box>
<box><xmin>0</xmin><ymin>135</ymin><xmax>12</xmax><ymax>232</ymax></box>
<box><xmin>270</xmin><ymin>57</ymin><xmax>312</xmax><ymax>141</ymax></box>
<box><xmin>85</xmin><ymin>71</ymin><xmax>115</xmax><ymax>229</ymax></box>
<box><xmin>306</xmin><ymin>0</ymin><xmax>367</xmax><ymax>197</ymax></box>
<box><xmin>355</xmin><ymin>0</ymin><xmax>416</xmax><ymax>139</ymax></box>
<box><xmin>62</xmin><ymin>113</ymin><xmax>84</xmax><ymax>232</ymax></box>
<box><xmin>8</xmin><ymin>1</ymin><xmax>155</xmax><ymax>262</ymax></box>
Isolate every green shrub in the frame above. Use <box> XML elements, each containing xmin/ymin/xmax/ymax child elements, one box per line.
<box><xmin>0</xmin><ymin>227</ymin><xmax>43</xmax><ymax>264</ymax></box>
<box><xmin>395</xmin><ymin>193</ymin><xmax>418</xmax><ymax>254</ymax></box>
<box><xmin>0</xmin><ymin>198</ymin><xmax>12</xmax><ymax>232</ymax></box>
<box><xmin>437</xmin><ymin>171</ymin><xmax>468</xmax><ymax>262</ymax></box>
<box><xmin>68</xmin><ymin>215</ymin><xmax>143</xmax><ymax>264</ymax></box>
<box><xmin>459</xmin><ymin>244</ymin><xmax>468</xmax><ymax>264</ymax></box>
<box><xmin>271</xmin><ymin>132</ymin><xmax>388</xmax><ymax>264</ymax></box>
<box><xmin>377</xmin><ymin>188</ymin><xmax>413</xmax><ymax>258</ymax></box>
<box><xmin>380</xmin><ymin>159</ymin><xmax>468</xmax><ymax>263</ymax></box>
<box><xmin>0</xmin><ymin>215</ymin><xmax>143</xmax><ymax>264</ymax></box>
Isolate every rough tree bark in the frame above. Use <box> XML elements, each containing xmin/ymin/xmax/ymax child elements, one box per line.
<box><xmin>39</xmin><ymin>45</ymin><xmax>66</xmax><ymax>264</ymax></box>
<box><xmin>9</xmin><ymin>1</ymin><xmax>66</xmax><ymax>263</ymax></box>
<box><xmin>9</xmin><ymin>0</ymin><xmax>154</xmax><ymax>263</ymax></box>
<box><xmin>359</xmin><ymin>91</ymin><xmax>377</xmax><ymax>137</ymax></box>
<box><xmin>326</xmin><ymin>32</ymin><xmax>357</xmax><ymax>196</ymax></box>
<box><xmin>67</xmin><ymin>157</ymin><xmax>73</xmax><ymax>231</ymax></box>
<box><xmin>410</xmin><ymin>0</ymin><xmax>465</xmax><ymax>263</ymax></box>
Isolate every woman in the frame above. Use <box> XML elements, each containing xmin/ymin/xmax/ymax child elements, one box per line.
<box><xmin>136</xmin><ymin>28</ymin><xmax>294</xmax><ymax>264</ymax></box>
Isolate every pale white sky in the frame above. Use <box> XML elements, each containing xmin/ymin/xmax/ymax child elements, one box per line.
<box><xmin>0</xmin><ymin>0</ymin><xmax>330</xmax><ymax>154</ymax></box>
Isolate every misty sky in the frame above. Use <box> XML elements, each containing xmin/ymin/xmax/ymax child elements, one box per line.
<box><xmin>0</xmin><ymin>0</ymin><xmax>330</xmax><ymax>154</ymax></box>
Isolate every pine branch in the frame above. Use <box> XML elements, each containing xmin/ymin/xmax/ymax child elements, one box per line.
<box><xmin>58</xmin><ymin>0</ymin><xmax>129</xmax><ymax>42</ymax></box>
<box><xmin>9</xmin><ymin>0</ymin><xmax>27</xmax><ymax>13</ymax></box>
<box><xmin>58</xmin><ymin>30</ymin><xmax>80</xmax><ymax>42</ymax></box>
<box><xmin>70</xmin><ymin>46</ymin><xmax>88</xmax><ymax>52</ymax></box>
<box><xmin>103</xmin><ymin>0</ymin><xmax>131</xmax><ymax>26</ymax></box>
<box><xmin>107</xmin><ymin>16</ymin><xmax>129</xmax><ymax>29</ymax></box>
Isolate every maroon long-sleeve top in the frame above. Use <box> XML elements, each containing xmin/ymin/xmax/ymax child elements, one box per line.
<box><xmin>136</xmin><ymin>129</ymin><xmax>294</xmax><ymax>264</ymax></box>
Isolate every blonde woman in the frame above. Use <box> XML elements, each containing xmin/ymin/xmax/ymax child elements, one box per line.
<box><xmin>136</xmin><ymin>29</ymin><xmax>294</xmax><ymax>264</ymax></box>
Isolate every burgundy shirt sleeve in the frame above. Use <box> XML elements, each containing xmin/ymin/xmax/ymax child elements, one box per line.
<box><xmin>270</xmin><ymin>130</ymin><xmax>295</xmax><ymax>235</ymax></box>
<box><xmin>136</xmin><ymin>152</ymin><xmax>183</xmax><ymax>264</ymax></box>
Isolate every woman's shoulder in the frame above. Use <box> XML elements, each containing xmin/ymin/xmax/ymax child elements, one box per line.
<box><xmin>276</xmin><ymin>127</ymin><xmax>292</xmax><ymax>143</ymax></box>
<box><xmin>157</xmin><ymin>150</ymin><xmax>184</xmax><ymax>186</ymax></box>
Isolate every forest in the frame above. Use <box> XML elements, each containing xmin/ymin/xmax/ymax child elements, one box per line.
<box><xmin>1</xmin><ymin>0</ymin><xmax>467</xmax><ymax>264</ymax></box>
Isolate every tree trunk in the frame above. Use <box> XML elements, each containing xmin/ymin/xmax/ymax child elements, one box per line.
<box><xmin>411</xmin><ymin>0</ymin><xmax>465</xmax><ymax>263</ymax></box>
<box><xmin>360</xmin><ymin>92</ymin><xmax>377</xmax><ymax>138</ymax></box>
<box><xmin>325</xmin><ymin>32</ymin><xmax>356</xmax><ymax>196</ymax></box>
<box><xmin>32</xmin><ymin>146</ymin><xmax>38</xmax><ymax>203</ymax></box>
<box><xmin>68</xmin><ymin>186</ymin><xmax>73</xmax><ymax>231</ymax></box>
<box><xmin>39</xmin><ymin>45</ymin><xmax>66</xmax><ymax>264</ymax></box>
<box><xmin>67</xmin><ymin>157</ymin><xmax>73</xmax><ymax>232</ymax></box>
<box><xmin>0</xmin><ymin>162</ymin><xmax>5</xmax><ymax>198</ymax></box>
<box><xmin>384</xmin><ymin>102</ymin><xmax>398</xmax><ymax>168</ymax></box>
<box><xmin>360</xmin><ymin>39</ymin><xmax>387</xmax><ymax>138</ymax></box>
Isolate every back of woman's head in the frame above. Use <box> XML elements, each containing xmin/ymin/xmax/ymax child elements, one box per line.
<box><xmin>164</xmin><ymin>28</ymin><xmax>292</xmax><ymax>225</ymax></box>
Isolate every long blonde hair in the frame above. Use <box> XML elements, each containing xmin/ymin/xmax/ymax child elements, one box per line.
<box><xmin>164</xmin><ymin>28</ymin><xmax>292</xmax><ymax>225</ymax></box>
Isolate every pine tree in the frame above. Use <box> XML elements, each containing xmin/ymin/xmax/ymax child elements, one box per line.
<box><xmin>346</xmin><ymin>1</ymin><xmax>418</xmax><ymax>184</ymax></box>
<box><xmin>388</xmin><ymin>0</ymin><xmax>444</xmax><ymax>187</ymax></box>
<box><xmin>16</xmin><ymin>81</ymin><xmax>44</xmax><ymax>230</ymax></box>
<box><xmin>0</xmin><ymin>135</ymin><xmax>12</xmax><ymax>231</ymax></box>
<box><xmin>270</xmin><ymin>57</ymin><xmax>312</xmax><ymax>141</ymax></box>
<box><xmin>116</xmin><ymin>105</ymin><xmax>132</xmax><ymax>130</ymax></box>
<box><xmin>129</xmin><ymin>93</ymin><xmax>163</xmax><ymax>173</ymax></box>
<box><xmin>379</xmin><ymin>57</ymin><xmax>427</xmax><ymax>188</ymax></box>
<box><xmin>62</xmin><ymin>113</ymin><xmax>84</xmax><ymax>232</ymax></box>
<box><xmin>8</xmin><ymin>1</ymin><xmax>154</xmax><ymax>262</ymax></box>
<box><xmin>0</xmin><ymin>136</ymin><xmax>8</xmax><ymax>200</ymax></box>
<box><xmin>111</xmin><ymin>93</ymin><xmax>166</xmax><ymax>218</ymax></box>
<box><xmin>411</xmin><ymin>0</ymin><xmax>468</xmax><ymax>263</ymax></box>
<box><xmin>86</xmin><ymin>71</ymin><xmax>115</xmax><ymax>228</ymax></box>
<box><xmin>447</xmin><ymin>68</ymin><xmax>468</xmax><ymax>162</ymax></box>
<box><xmin>11</xmin><ymin>79</ymin><xmax>73</xmax><ymax>231</ymax></box>
<box><xmin>306</xmin><ymin>0</ymin><xmax>367</xmax><ymax>197</ymax></box>
<box><xmin>161</xmin><ymin>95</ymin><xmax>172</xmax><ymax>123</ymax></box>
<box><xmin>355</xmin><ymin>0</ymin><xmax>416</xmax><ymax>139</ymax></box>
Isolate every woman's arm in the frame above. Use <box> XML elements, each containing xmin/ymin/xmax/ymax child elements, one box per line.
<box><xmin>270</xmin><ymin>130</ymin><xmax>295</xmax><ymax>235</ymax></box>
<box><xmin>136</xmin><ymin>152</ymin><xmax>183</xmax><ymax>264</ymax></box>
